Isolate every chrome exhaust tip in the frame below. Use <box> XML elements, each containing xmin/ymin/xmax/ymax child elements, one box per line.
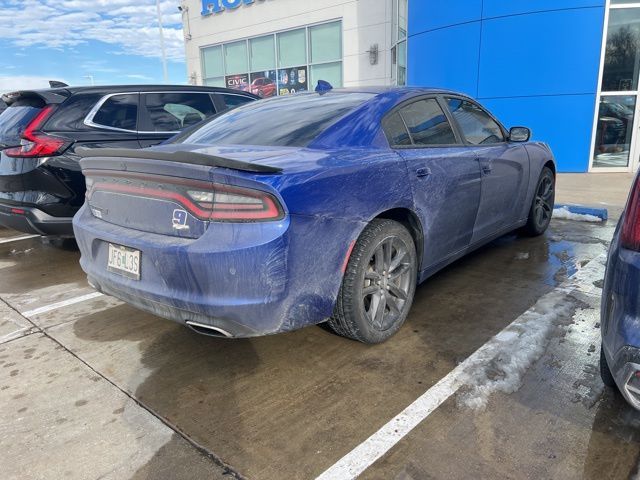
<box><xmin>185</xmin><ymin>320</ymin><xmax>233</xmax><ymax>338</ymax></box>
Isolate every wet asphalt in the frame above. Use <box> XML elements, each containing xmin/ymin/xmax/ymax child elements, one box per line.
<box><xmin>0</xmin><ymin>216</ymin><xmax>638</xmax><ymax>480</ymax></box>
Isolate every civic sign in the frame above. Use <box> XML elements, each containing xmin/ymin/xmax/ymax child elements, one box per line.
<box><xmin>201</xmin><ymin>0</ymin><xmax>266</xmax><ymax>16</ymax></box>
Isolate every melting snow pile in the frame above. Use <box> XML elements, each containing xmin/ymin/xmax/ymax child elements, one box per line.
<box><xmin>456</xmin><ymin>288</ymin><xmax>579</xmax><ymax>410</ymax></box>
<box><xmin>553</xmin><ymin>207</ymin><xmax>603</xmax><ymax>223</ymax></box>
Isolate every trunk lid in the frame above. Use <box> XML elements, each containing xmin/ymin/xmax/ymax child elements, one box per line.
<box><xmin>81</xmin><ymin>144</ymin><xmax>288</xmax><ymax>239</ymax></box>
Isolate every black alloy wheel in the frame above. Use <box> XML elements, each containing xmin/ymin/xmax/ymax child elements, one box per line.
<box><xmin>327</xmin><ymin>219</ymin><xmax>418</xmax><ymax>344</ymax></box>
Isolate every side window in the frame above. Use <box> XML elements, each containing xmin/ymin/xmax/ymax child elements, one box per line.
<box><xmin>144</xmin><ymin>93</ymin><xmax>216</xmax><ymax>132</ymax></box>
<box><xmin>220</xmin><ymin>94</ymin><xmax>254</xmax><ymax>110</ymax></box>
<box><xmin>382</xmin><ymin>112</ymin><xmax>411</xmax><ymax>146</ymax></box>
<box><xmin>397</xmin><ymin>99</ymin><xmax>457</xmax><ymax>146</ymax></box>
<box><xmin>446</xmin><ymin>98</ymin><xmax>504</xmax><ymax>145</ymax></box>
<box><xmin>92</xmin><ymin>94</ymin><xmax>138</xmax><ymax>131</ymax></box>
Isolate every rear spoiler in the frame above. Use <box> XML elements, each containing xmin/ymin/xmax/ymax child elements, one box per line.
<box><xmin>75</xmin><ymin>147</ymin><xmax>283</xmax><ymax>174</ymax></box>
<box><xmin>1</xmin><ymin>89</ymin><xmax>70</xmax><ymax>106</ymax></box>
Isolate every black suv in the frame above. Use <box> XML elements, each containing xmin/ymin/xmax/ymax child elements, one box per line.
<box><xmin>0</xmin><ymin>85</ymin><xmax>257</xmax><ymax>236</ymax></box>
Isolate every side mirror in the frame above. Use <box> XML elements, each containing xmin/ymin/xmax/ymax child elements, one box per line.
<box><xmin>509</xmin><ymin>126</ymin><xmax>531</xmax><ymax>142</ymax></box>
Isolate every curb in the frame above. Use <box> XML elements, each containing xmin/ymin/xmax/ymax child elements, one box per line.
<box><xmin>554</xmin><ymin>204</ymin><xmax>608</xmax><ymax>221</ymax></box>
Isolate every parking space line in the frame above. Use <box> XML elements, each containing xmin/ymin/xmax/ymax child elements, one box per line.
<box><xmin>22</xmin><ymin>291</ymin><xmax>103</xmax><ymax>318</ymax></box>
<box><xmin>315</xmin><ymin>255</ymin><xmax>604</xmax><ymax>480</ymax></box>
<box><xmin>0</xmin><ymin>234</ymin><xmax>40</xmax><ymax>244</ymax></box>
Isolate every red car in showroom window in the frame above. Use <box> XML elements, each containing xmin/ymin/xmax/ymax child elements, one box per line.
<box><xmin>247</xmin><ymin>77</ymin><xmax>277</xmax><ymax>98</ymax></box>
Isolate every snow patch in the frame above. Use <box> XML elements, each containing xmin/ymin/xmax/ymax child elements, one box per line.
<box><xmin>553</xmin><ymin>207</ymin><xmax>603</xmax><ymax>223</ymax></box>
<box><xmin>456</xmin><ymin>289</ymin><xmax>579</xmax><ymax>410</ymax></box>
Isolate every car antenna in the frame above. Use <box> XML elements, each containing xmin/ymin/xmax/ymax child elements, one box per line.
<box><xmin>315</xmin><ymin>80</ymin><xmax>333</xmax><ymax>94</ymax></box>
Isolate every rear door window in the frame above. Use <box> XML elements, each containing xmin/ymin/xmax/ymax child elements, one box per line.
<box><xmin>396</xmin><ymin>99</ymin><xmax>457</xmax><ymax>146</ymax></box>
<box><xmin>382</xmin><ymin>112</ymin><xmax>411</xmax><ymax>146</ymax></box>
<box><xmin>91</xmin><ymin>94</ymin><xmax>139</xmax><ymax>131</ymax></box>
<box><xmin>219</xmin><ymin>94</ymin><xmax>254</xmax><ymax>110</ymax></box>
<box><xmin>143</xmin><ymin>92</ymin><xmax>216</xmax><ymax>132</ymax></box>
<box><xmin>0</xmin><ymin>100</ymin><xmax>44</xmax><ymax>147</ymax></box>
<box><xmin>446</xmin><ymin>98</ymin><xmax>505</xmax><ymax>145</ymax></box>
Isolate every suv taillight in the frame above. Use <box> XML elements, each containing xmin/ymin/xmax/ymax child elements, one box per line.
<box><xmin>4</xmin><ymin>105</ymin><xmax>70</xmax><ymax>158</ymax></box>
<box><xmin>621</xmin><ymin>175</ymin><xmax>640</xmax><ymax>251</ymax></box>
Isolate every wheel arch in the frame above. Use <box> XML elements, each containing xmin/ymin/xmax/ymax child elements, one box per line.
<box><xmin>544</xmin><ymin>160</ymin><xmax>556</xmax><ymax>177</ymax></box>
<box><xmin>373</xmin><ymin>207</ymin><xmax>424</xmax><ymax>271</ymax></box>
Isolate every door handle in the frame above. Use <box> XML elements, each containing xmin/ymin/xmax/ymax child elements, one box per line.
<box><xmin>416</xmin><ymin>167</ymin><xmax>431</xmax><ymax>178</ymax></box>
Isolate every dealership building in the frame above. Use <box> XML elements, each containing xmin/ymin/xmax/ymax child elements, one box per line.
<box><xmin>182</xmin><ymin>0</ymin><xmax>640</xmax><ymax>173</ymax></box>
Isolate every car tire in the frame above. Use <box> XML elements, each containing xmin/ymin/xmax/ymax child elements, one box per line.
<box><xmin>522</xmin><ymin>166</ymin><xmax>555</xmax><ymax>237</ymax></box>
<box><xmin>600</xmin><ymin>345</ymin><xmax>617</xmax><ymax>388</ymax></box>
<box><xmin>327</xmin><ymin>219</ymin><xmax>418</xmax><ymax>344</ymax></box>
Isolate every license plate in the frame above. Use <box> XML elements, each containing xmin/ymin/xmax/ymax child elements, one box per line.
<box><xmin>107</xmin><ymin>243</ymin><xmax>141</xmax><ymax>280</ymax></box>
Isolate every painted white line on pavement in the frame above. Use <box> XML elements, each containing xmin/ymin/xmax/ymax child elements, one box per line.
<box><xmin>0</xmin><ymin>234</ymin><xmax>40</xmax><ymax>244</ymax></box>
<box><xmin>0</xmin><ymin>327</ymin><xmax>36</xmax><ymax>344</ymax></box>
<box><xmin>22</xmin><ymin>292</ymin><xmax>103</xmax><ymax>318</ymax></box>
<box><xmin>316</xmin><ymin>255</ymin><xmax>606</xmax><ymax>480</ymax></box>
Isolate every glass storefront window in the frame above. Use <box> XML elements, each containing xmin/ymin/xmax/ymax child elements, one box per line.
<box><xmin>593</xmin><ymin>95</ymin><xmax>636</xmax><ymax>168</ymax></box>
<box><xmin>398</xmin><ymin>0</ymin><xmax>408</xmax><ymax>40</ymax></box>
<box><xmin>204</xmin><ymin>77</ymin><xmax>224</xmax><ymax>88</ymax></box>
<box><xmin>201</xmin><ymin>21</ymin><xmax>343</xmax><ymax>94</ymax></box>
<box><xmin>277</xmin><ymin>29</ymin><xmax>306</xmax><ymax>68</ymax></box>
<box><xmin>202</xmin><ymin>45</ymin><xmax>223</xmax><ymax>79</ymax></box>
<box><xmin>601</xmin><ymin>9</ymin><xmax>640</xmax><ymax>91</ymax></box>
<box><xmin>309</xmin><ymin>22</ymin><xmax>341</xmax><ymax>63</ymax></box>
<box><xmin>225</xmin><ymin>40</ymin><xmax>248</xmax><ymax>75</ymax></box>
<box><xmin>310</xmin><ymin>62</ymin><xmax>342</xmax><ymax>88</ymax></box>
<box><xmin>397</xmin><ymin>41</ymin><xmax>407</xmax><ymax>86</ymax></box>
<box><xmin>392</xmin><ymin>0</ymin><xmax>408</xmax><ymax>86</ymax></box>
<box><xmin>250</xmin><ymin>35</ymin><xmax>275</xmax><ymax>72</ymax></box>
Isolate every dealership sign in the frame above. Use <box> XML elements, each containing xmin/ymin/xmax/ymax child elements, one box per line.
<box><xmin>201</xmin><ymin>0</ymin><xmax>266</xmax><ymax>16</ymax></box>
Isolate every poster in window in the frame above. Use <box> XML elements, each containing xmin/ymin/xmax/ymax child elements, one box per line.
<box><xmin>277</xmin><ymin>66</ymin><xmax>308</xmax><ymax>95</ymax></box>
<box><xmin>225</xmin><ymin>73</ymin><xmax>249</xmax><ymax>91</ymax></box>
<box><xmin>248</xmin><ymin>70</ymin><xmax>278</xmax><ymax>98</ymax></box>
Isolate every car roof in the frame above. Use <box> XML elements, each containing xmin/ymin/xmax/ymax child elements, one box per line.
<box><xmin>34</xmin><ymin>84</ymin><xmax>256</xmax><ymax>95</ymax></box>
<box><xmin>324</xmin><ymin>86</ymin><xmax>464</xmax><ymax>95</ymax></box>
<box><xmin>1</xmin><ymin>84</ymin><xmax>259</xmax><ymax>106</ymax></box>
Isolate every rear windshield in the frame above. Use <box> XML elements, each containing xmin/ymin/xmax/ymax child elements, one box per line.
<box><xmin>177</xmin><ymin>92</ymin><xmax>374</xmax><ymax>147</ymax></box>
<box><xmin>0</xmin><ymin>100</ymin><xmax>43</xmax><ymax>147</ymax></box>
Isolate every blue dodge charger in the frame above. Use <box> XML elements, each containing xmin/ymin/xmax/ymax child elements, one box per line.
<box><xmin>600</xmin><ymin>170</ymin><xmax>640</xmax><ymax>409</ymax></box>
<box><xmin>72</xmin><ymin>87</ymin><xmax>556</xmax><ymax>343</ymax></box>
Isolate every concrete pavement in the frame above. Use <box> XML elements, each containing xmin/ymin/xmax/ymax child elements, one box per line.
<box><xmin>0</xmin><ymin>173</ymin><xmax>638</xmax><ymax>479</ymax></box>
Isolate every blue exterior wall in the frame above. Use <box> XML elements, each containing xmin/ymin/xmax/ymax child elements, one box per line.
<box><xmin>407</xmin><ymin>1</ymin><xmax>606</xmax><ymax>172</ymax></box>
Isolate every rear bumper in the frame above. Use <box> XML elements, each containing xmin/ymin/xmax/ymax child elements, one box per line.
<box><xmin>0</xmin><ymin>203</ymin><xmax>73</xmax><ymax>236</ymax></box>
<box><xmin>604</xmin><ymin>346</ymin><xmax>640</xmax><ymax>410</ymax></box>
<box><xmin>73</xmin><ymin>203</ymin><xmax>359</xmax><ymax>337</ymax></box>
<box><xmin>601</xmin><ymin>238</ymin><xmax>640</xmax><ymax>410</ymax></box>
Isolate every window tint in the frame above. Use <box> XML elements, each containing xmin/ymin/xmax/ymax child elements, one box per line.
<box><xmin>180</xmin><ymin>92</ymin><xmax>373</xmax><ymax>147</ymax></box>
<box><xmin>446</xmin><ymin>98</ymin><xmax>504</xmax><ymax>145</ymax></box>
<box><xmin>92</xmin><ymin>94</ymin><xmax>138</xmax><ymax>131</ymax></box>
<box><xmin>220</xmin><ymin>94</ymin><xmax>254</xmax><ymax>109</ymax></box>
<box><xmin>397</xmin><ymin>99</ymin><xmax>456</xmax><ymax>145</ymax></box>
<box><xmin>145</xmin><ymin>93</ymin><xmax>216</xmax><ymax>132</ymax></box>
<box><xmin>382</xmin><ymin>112</ymin><xmax>411</xmax><ymax>146</ymax></box>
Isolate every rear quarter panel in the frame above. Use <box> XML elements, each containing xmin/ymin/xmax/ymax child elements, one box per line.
<box><xmin>523</xmin><ymin>141</ymin><xmax>556</xmax><ymax>217</ymax></box>
<box><xmin>238</xmin><ymin>148</ymin><xmax>415</xmax><ymax>327</ymax></box>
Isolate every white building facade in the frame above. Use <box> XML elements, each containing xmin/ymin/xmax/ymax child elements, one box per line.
<box><xmin>180</xmin><ymin>0</ymin><xmax>408</xmax><ymax>96</ymax></box>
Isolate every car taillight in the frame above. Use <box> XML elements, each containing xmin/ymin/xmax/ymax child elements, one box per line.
<box><xmin>186</xmin><ymin>184</ymin><xmax>283</xmax><ymax>221</ymax></box>
<box><xmin>4</xmin><ymin>105</ymin><xmax>70</xmax><ymax>158</ymax></box>
<box><xmin>621</xmin><ymin>175</ymin><xmax>640</xmax><ymax>251</ymax></box>
<box><xmin>87</xmin><ymin>173</ymin><xmax>284</xmax><ymax>223</ymax></box>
